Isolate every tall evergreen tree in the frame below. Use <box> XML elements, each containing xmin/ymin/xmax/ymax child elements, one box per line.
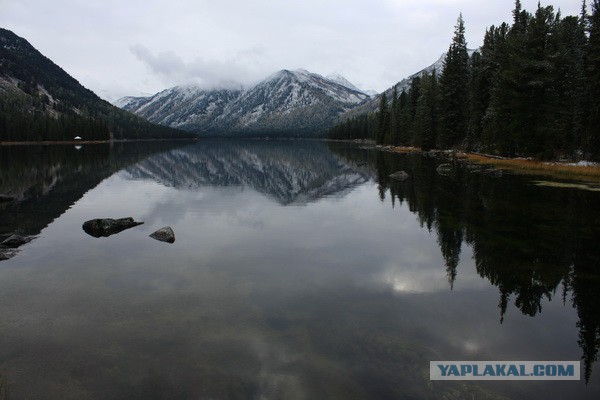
<box><xmin>376</xmin><ymin>92</ymin><xmax>390</xmax><ymax>144</ymax></box>
<box><xmin>439</xmin><ymin>13</ymin><xmax>470</xmax><ymax>149</ymax></box>
<box><xmin>413</xmin><ymin>71</ymin><xmax>440</xmax><ymax>151</ymax></box>
<box><xmin>387</xmin><ymin>86</ymin><xmax>399</xmax><ymax>145</ymax></box>
<box><xmin>484</xmin><ymin>2</ymin><xmax>531</xmax><ymax>156</ymax></box>
<box><xmin>397</xmin><ymin>90</ymin><xmax>411</xmax><ymax>146</ymax></box>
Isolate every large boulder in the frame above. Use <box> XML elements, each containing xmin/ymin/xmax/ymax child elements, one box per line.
<box><xmin>1</xmin><ymin>234</ymin><xmax>32</xmax><ymax>248</ymax></box>
<box><xmin>149</xmin><ymin>226</ymin><xmax>175</xmax><ymax>244</ymax></box>
<box><xmin>82</xmin><ymin>217</ymin><xmax>144</xmax><ymax>238</ymax></box>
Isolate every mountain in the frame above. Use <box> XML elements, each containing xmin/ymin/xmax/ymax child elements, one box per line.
<box><xmin>119</xmin><ymin>85</ymin><xmax>243</xmax><ymax>132</ymax></box>
<box><xmin>0</xmin><ymin>28</ymin><xmax>193</xmax><ymax>142</ymax></box>
<box><xmin>117</xmin><ymin>69</ymin><xmax>371</xmax><ymax>137</ymax></box>
<box><xmin>341</xmin><ymin>49</ymin><xmax>477</xmax><ymax>119</ymax></box>
<box><xmin>326</xmin><ymin>73</ymin><xmax>363</xmax><ymax>92</ymax></box>
<box><xmin>118</xmin><ymin>85</ymin><xmax>242</xmax><ymax>132</ymax></box>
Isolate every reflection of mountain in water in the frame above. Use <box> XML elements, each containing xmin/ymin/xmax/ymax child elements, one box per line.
<box><xmin>122</xmin><ymin>140</ymin><xmax>373</xmax><ymax>205</ymax></box>
<box><xmin>329</xmin><ymin>142</ymin><xmax>600</xmax><ymax>383</ymax></box>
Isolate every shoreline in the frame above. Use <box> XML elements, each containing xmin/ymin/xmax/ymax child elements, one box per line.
<box><xmin>335</xmin><ymin>140</ymin><xmax>600</xmax><ymax>182</ymax></box>
<box><xmin>0</xmin><ymin>138</ymin><xmax>198</xmax><ymax>146</ymax></box>
<box><xmin>0</xmin><ymin>140</ymin><xmax>110</xmax><ymax>146</ymax></box>
<box><xmin>459</xmin><ymin>152</ymin><xmax>600</xmax><ymax>182</ymax></box>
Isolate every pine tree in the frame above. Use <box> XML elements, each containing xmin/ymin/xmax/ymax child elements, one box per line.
<box><xmin>387</xmin><ymin>86</ymin><xmax>399</xmax><ymax>145</ymax></box>
<box><xmin>397</xmin><ymin>90</ymin><xmax>410</xmax><ymax>146</ymax></box>
<box><xmin>484</xmin><ymin>0</ymin><xmax>531</xmax><ymax>157</ymax></box>
<box><xmin>413</xmin><ymin>71</ymin><xmax>440</xmax><ymax>151</ymax></box>
<box><xmin>439</xmin><ymin>13</ymin><xmax>470</xmax><ymax>149</ymax></box>
<box><xmin>376</xmin><ymin>92</ymin><xmax>389</xmax><ymax>144</ymax></box>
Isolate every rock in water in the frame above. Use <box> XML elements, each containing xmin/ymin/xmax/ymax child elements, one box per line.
<box><xmin>149</xmin><ymin>226</ymin><xmax>175</xmax><ymax>243</ymax></box>
<box><xmin>1</xmin><ymin>234</ymin><xmax>32</xmax><ymax>248</ymax></box>
<box><xmin>82</xmin><ymin>218</ymin><xmax>144</xmax><ymax>238</ymax></box>
<box><xmin>389</xmin><ymin>171</ymin><xmax>409</xmax><ymax>181</ymax></box>
<box><xmin>436</xmin><ymin>163</ymin><xmax>453</xmax><ymax>175</ymax></box>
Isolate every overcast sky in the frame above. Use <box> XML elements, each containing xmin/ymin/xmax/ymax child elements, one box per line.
<box><xmin>0</xmin><ymin>0</ymin><xmax>582</xmax><ymax>101</ymax></box>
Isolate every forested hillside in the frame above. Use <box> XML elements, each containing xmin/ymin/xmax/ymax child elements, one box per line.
<box><xmin>330</xmin><ymin>1</ymin><xmax>600</xmax><ymax>161</ymax></box>
<box><xmin>0</xmin><ymin>28</ymin><xmax>194</xmax><ymax>142</ymax></box>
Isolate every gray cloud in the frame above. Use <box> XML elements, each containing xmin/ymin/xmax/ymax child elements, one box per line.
<box><xmin>129</xmin><ymin>44</ymin><xmax>267</xmax><ymax>90</ymax></box>
<box><xmin>0</xmin><ymin>0</ymin><xmax>583</xmax><ymax>100</ymax></box>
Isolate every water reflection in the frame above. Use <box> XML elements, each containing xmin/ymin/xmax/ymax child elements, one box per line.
<box><xmin>0</xmin><ymin>140</ymin><xmax>598</xmax><ymax>399</ymax></box>
<box><xmin>329</xmin><ymin>143</ymin><xmax>600</xmax><ymax>383</ymax></box>
<box><xmin>122</xmin><ymin>140</ymin><xmax>372</xmax><ymax>205</ymax></box>
<box><xmin>0</xmin><ymin>142</ymin><xmax>191</xmax><ymax>259</ymax></box>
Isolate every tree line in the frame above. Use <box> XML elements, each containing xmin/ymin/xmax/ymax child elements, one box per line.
<box><xmin>330</xmin><ymin>1</ymin><xmax>600</xmax><ymax>161</ymax></box>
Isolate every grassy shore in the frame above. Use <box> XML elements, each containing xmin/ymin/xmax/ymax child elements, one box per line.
<box><xmin>459</xmin><ymin>153</ymin><xmax>600</xmax><ymax>182</ymax></box>
<box><xmin>347</xmin><ymin>140</ymin><xmax>600</xmax><ymax>182</ymax></box>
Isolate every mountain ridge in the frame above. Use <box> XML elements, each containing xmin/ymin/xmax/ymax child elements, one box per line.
<box><xmin>117</xmin><ymin>69</ymin><xmax>371</xmax><ymax>137</ymax></box>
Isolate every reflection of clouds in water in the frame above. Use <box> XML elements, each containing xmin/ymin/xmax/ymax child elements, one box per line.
<box><xmin>249</xmin><ymin>337</ymin><xmax>307</xmax><ymax>399</ymax></box>
<box><xmin>381</xmin><ymin>245</ymin><xmax>491</xmax><ymax>293</ymax></box>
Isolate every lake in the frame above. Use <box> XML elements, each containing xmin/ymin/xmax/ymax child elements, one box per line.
<box><xmin>1</xmin><ymin>140</ymin><xmax>599</xmax><ymax>399</ymax></box>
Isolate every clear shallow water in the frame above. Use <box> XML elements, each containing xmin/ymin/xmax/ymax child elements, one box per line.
<box><xmin>0</xmin><ymin>140</ymin><xmax>599</xmax><ymax>399</ymax></box>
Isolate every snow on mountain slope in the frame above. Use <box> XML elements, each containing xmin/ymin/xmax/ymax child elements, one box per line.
<box><xmin>326</xmin><ymin>73</ymin><xmax>364</xmax><ymax>93</ymax></box>
<box><xmin>116</xmin><ymin>70</ymin><xmax>370</xmax><ymax>136</ymax></box>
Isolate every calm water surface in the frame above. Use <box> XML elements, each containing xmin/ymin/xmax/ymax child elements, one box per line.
<box><xmin>0</xmin><ymin>140</ymin><xmax>599</xmax><ymax>399</ymax></box>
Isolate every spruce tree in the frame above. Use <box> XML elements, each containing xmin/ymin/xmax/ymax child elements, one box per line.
<box><xmin>376</xmin><ymin>92</ymin><xmax>389</xmax><ymax>144</ymax></box>
<box><xmin>413</xmin><ymin>71</ymin><xmax>440</xmax><ymax>151</ymax></box>
<box><xmin>439</xmin><ymin>13</ymin><xmax>470</xmax><ymax>149</ymax></box>
<box><xmin>388</xmin><ymin>86</ymin><xmax>399</xmax><ymax>145</ymax></box>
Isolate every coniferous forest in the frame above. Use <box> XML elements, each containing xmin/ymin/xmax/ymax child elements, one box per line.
<box><xmin>0</xmin><ymin>28</ymin><xmax>195</xmax><ymax>142</ymax></box>
<box><xmin>329</xmin><ymin>0</ymin><xmax>600</xmax><ymax>161</ymax></box>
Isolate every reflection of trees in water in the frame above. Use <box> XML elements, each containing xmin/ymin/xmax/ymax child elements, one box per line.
<box><xmin>0</xmin><ymin>141</ymin><xmax>190</xmax><ymax>242</ymax></box>
<box><xmin>329</xmin><ymin>142</ymin><xmax>600</xmax><ymax>383</ymax></box>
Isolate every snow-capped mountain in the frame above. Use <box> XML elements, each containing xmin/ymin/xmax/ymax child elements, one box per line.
<box><xmin>118</xmin><ymin>85</ymin><xmax>242</xmax><ymax>132</ymax></box>
<box><xmin>116</xmin><ymin>70</ymin><xmax>371</xmax><ymax>136</ymax></box>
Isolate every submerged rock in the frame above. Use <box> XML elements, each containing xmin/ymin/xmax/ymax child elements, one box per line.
<box><xmin>389</xmin><ymin>171</ymin><xmax>409</xmax><ymax>181</ymax></box>
<box><xmin>82</xmin><ymin>217</ymin><xmax>144</xmax><ymax>238</ymax></box>
<box><xmin>1</xmin><ymin>234</ymin><xmax>32</xmax><ymax>248</ymax></box>
<box><xmin>149</xmin><ymin>226</ymin><xmax>175</xmax><ymax>243</ymax></box>
<box><xmin>436</xmin><ymin>163</ymin><xmax>453</xmax><ymax>175</ymax></box>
